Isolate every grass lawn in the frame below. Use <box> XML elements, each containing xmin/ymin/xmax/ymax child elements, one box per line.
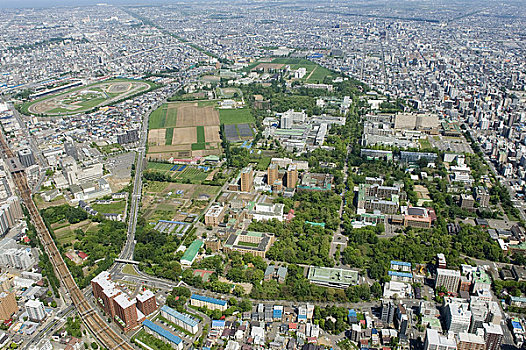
<box><xmin>147</xmin><ymin>162</ymin><xmax>173</xmax><ymax>172</ymax></box>
<box><xmin>419</xmin><ymin>137</ymin><xmax>433</xmax><ymax>150</ymax></box>
<box><xmin>149</xmin><ymin>104</ymin><xmax>167</xmax><ymax>129</ymax></box>
<box><xmin>306</xmin><ymin>66</ymin><xmax>333</xmax><ymax>83</ymax></box>
<box><xmin>91</xmin><ymin>200</ymin><xmax>126</xmax><ymax>214</ymax></box>
<box><xmin>54</xmin><ymin>227</ymin><xmax>77</xmax><ymax>246</ymax></box>
<box><xmin>99</xmin><ymin>143</ymin><xmax>124</xmax><ymax>154</ymax></box>
<box><xmin>197</xmin><ymin>100</ymin><xmax>218</xmax><ymax>107</ymax></box>
<box><xmin>173</xmin><ymin>167</ymin><xmax>209</xmax><ymax>183</ymax></box>
<box><xmin>196</xmin><ymin>125</ymin><xmax>205</xmax><ymax>143</ymax></box>
<box><xmin>218</xmin><ymin>108</ymin><xmax>255</xmax><ymax>125</ymax></box>
<box><xmin>165</xmin><ymin>128</ymin><xmax>174</xmax><ymax>145</ymax></box>
<box><xmin>122</xmin><ymin>264</ymin><xmax>139</xmax><ymax>276</ymax></box>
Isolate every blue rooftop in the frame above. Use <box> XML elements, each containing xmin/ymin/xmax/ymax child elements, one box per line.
<box><xmin>348</xmin><ymin>309</ymin><xmax>357</xmax><ymax>317</ymax></box>
<box><xmin>512</xmin><ymin>321</ymin><xmax>523</xmax><ymax>330</ymax></box>
<box><xmin>212</xmin><ymin>320</ymin><xmax>225</xmax><ymax>328</ymax></box>
<box><xmin>390</xmin><ymin>260</ymin><xmax>412</xmax><ymax>267</ymax></box>
<box><xmin>161</xmin><ymin>305</ymin><xmax>199</xmax><ymax>327</ymax></box>
<box><xmin>191</xmin><ymin>294</ymin><xmax>227</xmax><ymax>306</ymax></box>
<box><xmin>388</xmin><ymin>271</ymin><xmax>413</xmax><ymax>278</ymax></box>
<box><xmin>142</xmin><ymin>319</ymin><xmax>182</xmax><ymax>345</ymax></box>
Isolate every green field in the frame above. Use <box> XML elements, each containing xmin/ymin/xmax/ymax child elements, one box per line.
<box><xmin>270</xmin><ymin>58</ymin><xmax>334</xmax><ymax>83</ymax></box>
<box><xmin>307</xmin><ymin>66</ymin><xmax>334</xmax><ymax>83</ymax></box>
<box><xmin>149</xmin><ymin>104</ymin><xmax>167</xmax><ymax>129</ymax></box>
<box><xmin>196</xmin><ymin>126</ymin><xmax>205</xmax><ymax>143</ymax></box>
<box><xmin>174</xmin><ymin>167</ymin><xmax>209</xmax><ymax>182</ymax></box>
<box><xmin>91</xmin><ymin>200</ymin><xmax>126</xmax><ymax>214</ymax></box>
<box><xmin>165</xmin><ymin>107</ymin><xmax>178</xmax><ymax>127</ymax></box>
<box><xmin>191</xmin><ymin>142</ymin><xmax>206</xmax><ymax>151</ymax></box>
<box><xmin>219</xmin><ymin>108</ymin><xmax>255</xmax><ymax>125</ymax></box>
<box><xmin>146</xmin><ymin>162</ymin><xmax>211</xmax><ymax>184</ymax></box>
<box><xmin>165</xmin><ymin>128</ymin><xmax>174</xmax><ymax>145</ymax></box>
<box><xmin>147</xmin><ymin>162</ymin><xmax>174</xmax><ymax>172</ymax></box>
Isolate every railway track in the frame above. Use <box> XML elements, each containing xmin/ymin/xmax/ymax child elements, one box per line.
<box><xmin>0</xmin><ymin>133</ymin><xmax>134</xmax><ymax>350</ymax></box>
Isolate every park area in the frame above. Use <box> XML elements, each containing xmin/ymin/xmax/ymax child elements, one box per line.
<box><xmin>147</xmin><ymin>101</ymin><xmax>222</xmax><ymax>161</ymax></box>
<box><xmin>21</xmin><ymin>79</ymin><xmax>155</xmax><ymax>116</ymax></box>
<box><xmin>246</xmin><ymin>58</ymin><xmax>334</xmax><ymax>83</ymax></box>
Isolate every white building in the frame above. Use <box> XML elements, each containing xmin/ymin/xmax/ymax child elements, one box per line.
<box><xmin>444</xmin><ymin>300</ymin><xmax>471</xmax><ymax>334</ymax></box>
<box><xmin>0</xmin><ymin>247</ymin><xmax>35</xmax><ymax>270</ymax></box>
<box><xmin>383</xmin><ymin>281</ymin><xmax>413</xmax><ymax>299</ymax></box>
<box><xmin>251</xmin><ymin>202</ymin><xmax>284</xmax><ymax>222</ymax></box>
<box><xmin>295</xmin><ymin>68</ymin><xmax>307</xmax><ymax>79</ymax></box>
<box><xmin>26</xmin><ymin>299</ymin><xmax>46</xmax><ymax>322</ymax></box>
<box><xmin>424</xmin><ymin>329</ymin><xmax>457</xmax><ymax>350</ymax></box>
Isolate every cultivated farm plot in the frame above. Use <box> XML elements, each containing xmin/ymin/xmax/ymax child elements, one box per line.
<box><xmin>24</xmin><ymin>79</ymin><xmax>153</xmax><ymax>116</ymax></box>
<box><xmin>172</xmin><ymin>127</ymin><xmax>198</xmax><ymax>144</ymax></box>
<box><xmin>176</xmin><ymin>103</ymin><xmax>220</xmax><ymax>127</ymax></box>
<box><xmin>147</xmin><ymin>101</ymin><xmax>221</xmax><ymax>160</ymax></box>
<box><xmin>148</xmin><ymin>129</ymin><xmax>166</xmax><ymax>146</ymax></box>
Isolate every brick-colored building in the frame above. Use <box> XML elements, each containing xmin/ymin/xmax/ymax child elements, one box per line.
<box><xmin>0</xmin><ymin>292</ymin><xmax>18</xmax><ymax>320</ymax></box>
<box><xmin>136</xmin><ymin>289</ymin><xmax>157</xmax><ymax>316</ymax></box>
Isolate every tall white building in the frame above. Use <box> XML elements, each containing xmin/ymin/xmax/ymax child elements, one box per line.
<box><xmin>424</xmin><ymin>329</ymin><xmax>457</xmax><ymax>350</ymax></box>
<box><xmin>445</xmin><ymin>300</ymin><xmax>472</xmax><ymax>334</ymax></box>
<box><xmin>26</xmin><ymin>299</ymin><xmax>46</xmax><ymax>321</ymax></box>
<box><xmin>0</xmin><ymin>247</ymin><xmax>34</xmax><ymax>270</ymax></box>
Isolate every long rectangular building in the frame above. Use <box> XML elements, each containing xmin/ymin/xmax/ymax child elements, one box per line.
<box><xmin>142</xmin><ymin>319</ymin><xmax>183</xmax><ymax>350</ymax></box>
<box><xmin>160</xmin><ymin>305</ymin><xmax>199</xmax><ymax>334</ymax></box>
<box><xmin>190</xmin><ymin>294</ymin><xmax>227</xmax><ymax>311</ymax></box>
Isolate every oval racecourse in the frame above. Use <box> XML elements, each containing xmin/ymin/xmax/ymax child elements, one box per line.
<box><xmin>26</xmin><ymin>80</ymin><xmax>152</xmax><ymax>116</ymax></box>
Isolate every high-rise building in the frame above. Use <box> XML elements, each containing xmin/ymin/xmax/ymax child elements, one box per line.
<box><xmin>381</xmin><ymin>300</ymin><xmax>395</xmax><ymax>324</ymax></box>
<box><xmin>286</xmin><ymin>165</ymin><xmax>298</xmax><ymax>188</ymax></box>
<box><xmin>64</xmin><ymin>139</ymin><xmax>79</xmax><ymax>161</ymax></box>
<box><xmin>117</xmin><ymin>130</ymin><xmax>139</xmax><ymax>145</ymax></box>
<box><xmin>436</xmin><ymin>268</ymin><xmax>461</xmax><ymax>294</ymax></box>
<box><xmin>91</xmin><ymin>271</ymin><xmax>148</xmax><ymax>331</ymax></box>
<box><xmin>0</xmin><ymin>292</ymin><xmax>18</xmax><ymax>320</ymax></box>
<box><xmin>456</xmin><ymin>332</ymin><xmax>485</xmax><ymax>350</ymax></box>
<box><xmin>267</xmin><ymin>164</ymin><xmax>279</xmax><ymax>186</ymax></box>
<box><xmin>26</xmin><ymin>299</ymin><xmax>46</xmax><ymax>322</ymax></box>
<box><xmin>17</xmin><ymin>149</ymin><xmax>35</xmax><ymax>168</ymax></box>
<box><xmin>113</xmin><ymin>294</ymin><xmax>138</xmax><ymax>332</ymax></box>
<box><xmin>136</xmin><ymin>290</ymin><xmax>157</xmax><ymax>316</ymax></box>
<box><xmin>280</xmin><ymin>113</ymin><xmax>292</xmax><ymax>129</ymax></box>
<box><xmin>424</xmin><ymin>329</ymin><xmax>457</xmax><ymax>350</ymax></box>
<box><xmin>444</xmin><ymin>301</ymin><xmax>471</xmax><ymax>334</ymax></box>
<box><xmin>483</xmin><ymin>323</ymin><xmax>503</xmax><ymax>350</ymax></box>
<box><xmin>240</xmin><ymin>166</ymin><xmax>254</xmax><ymax>192</ymax></box>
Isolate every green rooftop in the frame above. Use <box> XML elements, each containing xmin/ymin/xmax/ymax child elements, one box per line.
<box><xmin>180</xmin><ymin>240</ymin><xmax>204</xmax><ymax>265</ymax></box>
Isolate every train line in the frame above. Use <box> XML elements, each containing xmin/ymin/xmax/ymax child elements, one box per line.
<box><xmin>0</xmin><ymin>132</ymin><xmax>134</xmax><ymax>350</ymax></box>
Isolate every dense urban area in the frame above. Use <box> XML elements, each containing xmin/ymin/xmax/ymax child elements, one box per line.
<box><xmin>0</xmin><ymin>0</ymin><xmax>525</xmax><ymax>350</ymax></box>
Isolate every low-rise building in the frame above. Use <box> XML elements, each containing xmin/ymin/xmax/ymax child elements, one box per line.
<box><xmin>223</xmin><ymin>231</ymin><xmax>275</xmax><ymax>258</ymax></box>
<box><xmin>190</xmin><ymin>294</ymin><xmax>227</xmax><ymax>311</ymax></box>
<box><xmin>142</xmin><ymin>319</ymin><xmax>183</xmax><ymax>350</ymax></box>
<box><xmin>160</xmin><ymin>305</ymin><xmax>199</xmax><ymax>334</ymax></box>
<box><xmin>307</xmin><ymin>266</ymin><xmax>359</xmax><ymax>288</ymax></box>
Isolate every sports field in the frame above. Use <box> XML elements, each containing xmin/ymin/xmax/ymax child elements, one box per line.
<box><xmin>22</xmin><ymin>79</ymin><xmax>155</xmax><ymax>116</ymax></box>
